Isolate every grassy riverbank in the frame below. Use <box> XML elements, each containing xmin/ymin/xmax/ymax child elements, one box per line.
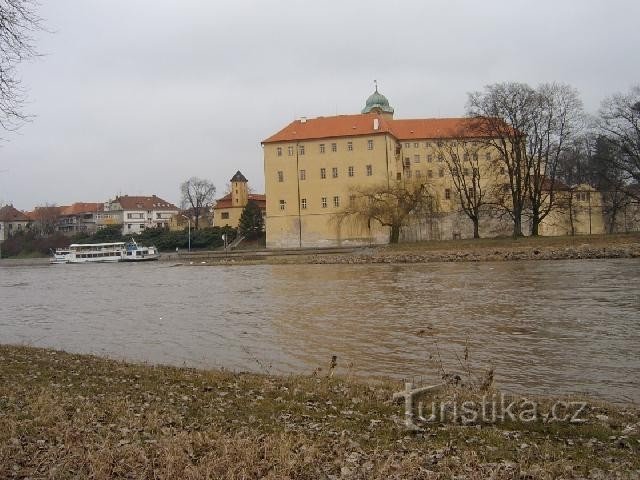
<box><xmin>1</xmin><ymin>345</ymin><xmax>638</xmax><ymax>479</ymax></box>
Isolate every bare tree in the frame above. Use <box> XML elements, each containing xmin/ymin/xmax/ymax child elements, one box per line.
<box><xmin>467</xmin><ymin>82</ymin><xmax>584</xmax><ymax>237</ymax></box>
<box><xmin>31</xmin><ymin>203</ymin><xmax>59</xmax><ymax>235</ymax></box>
<box><xmin>0</xmin><ymin>0</ymin><xmax>42</xmax><ymax>132</ymax></box>
<box><xmin>598</xmin><ymin>85</ymin><xmax>640</xmax><ymax>200</ymax></box>
<box><xmin>437</xmin><ymin>139</ymin><xmax>491</xmax><ymax>238</ymax></box>
<box><xmin>180</xmin><ymin>177</ymin><xmax>216</xmax><ymax>230</ymax></box>
<box><xmin>335</xmin><ymin>180</ymin><xmax>440</xmax><ymax>244</ymax></box>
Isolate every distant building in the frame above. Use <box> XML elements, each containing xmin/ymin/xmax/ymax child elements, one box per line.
<box><xmin>57</xmin><ymin>203</ymin><xmax>104</xmax><ymax>235</ymax></box>
<box><xmin>0</xmin><ymin>205</ymin><xmax>30</xmax><ymax>242</ymax></box>
<box><xmin>168</xmin><ymin>207</ymin><xmax>214</xmax><ymax>231</ymax></box>
<box><xmin>212</xmin><ymin>171</ymin><xmax>266</xmax><ymax>228</ymax></box>
<box><xmin>100</xmin><ymin>195</ymin><xmax>179</xmax><ymax>234</ymax></box>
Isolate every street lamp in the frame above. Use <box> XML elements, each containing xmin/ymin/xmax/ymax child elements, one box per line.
<box><xmin>180</xmin><ymin>214</ymin><xmax>191</xmax><ymax>252</ymax></box>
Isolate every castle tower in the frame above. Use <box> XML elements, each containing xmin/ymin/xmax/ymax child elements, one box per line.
<box><xmin>361</xmin><ymin>82</ymin><xmax>394</xmax><ymax>120</ymax></box>
<box><xmin>230</xmin><ymin>170</ymin><xmax>249</xmax><ymax>207</ymax></box>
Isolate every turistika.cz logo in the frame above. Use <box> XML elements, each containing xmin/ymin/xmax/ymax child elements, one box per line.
<box><xmin>393</xmin><ymin>382</ymin><xmax>587</xmax><ymax>431</ymax></box>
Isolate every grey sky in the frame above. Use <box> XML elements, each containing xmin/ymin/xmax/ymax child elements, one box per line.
<box><xmin>1</xmin><ymin>0</ymin><xmax>639</xmax><ymax>210</ymax></box>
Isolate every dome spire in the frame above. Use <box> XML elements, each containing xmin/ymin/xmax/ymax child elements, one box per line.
<box><xmin>361</xmin><ymin>83</ymin><xmax>394</xmax><ymax>115</ymax></box>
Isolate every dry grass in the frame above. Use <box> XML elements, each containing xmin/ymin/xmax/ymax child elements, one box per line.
<box><xmin>1</xmin><ymin>345</ymin><xmax>638</xmax><ymax>479</ymax></box>
<box><xmin>382</xmin><ymin>232</ymin><xmax>640</xmax><ymax>253</ymax></box>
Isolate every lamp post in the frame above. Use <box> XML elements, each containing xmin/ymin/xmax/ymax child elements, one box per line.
<box><xmin>180</xmin><ymin>214</ymin><xmax>191</xmax><ymax>252</ymax></box>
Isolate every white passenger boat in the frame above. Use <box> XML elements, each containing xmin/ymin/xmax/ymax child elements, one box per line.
<box><xmin>50</xmin><ymin>248</ymin><xmax>71</xmax><ymax>264</ymax></box>
<box><xmin>67</xmin><ymin>242</ymin><xmax>126</xmax><ymax>263</ymax></box>
<box><xmin>122</xmin><ymin>238</ymin><xmax>160</xmax><ymax>262</ymax></box>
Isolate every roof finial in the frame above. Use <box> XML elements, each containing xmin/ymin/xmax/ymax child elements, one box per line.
<box><xmin>374</xmin><ymin>79</ymin><xmax>378</xmax><ymax>93</ymax></box>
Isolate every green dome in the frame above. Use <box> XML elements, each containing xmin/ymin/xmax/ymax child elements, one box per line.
<box><xmin>362</xmin><ymin>87</ymin><xmax>394</xmax><ymax>114</ymax></box>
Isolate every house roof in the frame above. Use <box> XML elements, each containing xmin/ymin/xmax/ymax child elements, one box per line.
<box><xmin>214</xmin><ymin>193</ymin><xmax>266</xmax><ymax>210</ymax></box>
<box><xmin>262</xmin><ymin>113</ymin><xmax>501</xmax><ymax>144</ymax></box>
<box><xmin>60</xmin><ymin>203</ymin><xmax>104</xmax><ymax>216</ymax></box>
<box><xmin>0</xmin><ymin>205</ymin><xmax>30</xmax><ymax>222</ymax></box>
<box><xmin>114</xmin><ymin>195</ymin><xmax>178</xmax><ymax>211</ymax></box>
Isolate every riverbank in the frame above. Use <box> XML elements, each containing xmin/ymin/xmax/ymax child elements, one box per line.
<box><xmin>1</xmin><ymin>345</ymin><xmax>638</xmax><ymax>479</ymax></box>
<box><xmin>178</xmin><ymin>233</ymin><xmax>640</xmax><ymax>265</ymax></box>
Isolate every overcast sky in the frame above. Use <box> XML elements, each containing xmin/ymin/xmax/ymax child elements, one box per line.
<box><xmin>1</xmin><ymin>0</ymin><xmax>639</xmax><ymax>210</ymax></box>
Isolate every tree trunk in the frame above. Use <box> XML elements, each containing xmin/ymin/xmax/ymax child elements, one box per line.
<box><xmin>512</xmin><ymin>211</ymin><xmax>524</xmax><ymax>238</ymax></box>
<box><xmin>473</xmin><ymin>219</ymin><xmax>480</xmax><ymax>239</ymax></box>
<box><xmin>390</xmin><ymin>224</ymin><xmax>400</xmax><ymax>243</ymax></box>
<box><xmin>530</xmin><ymin>209</ymin><xmax>540</xmax><ymax>236</ymax></box>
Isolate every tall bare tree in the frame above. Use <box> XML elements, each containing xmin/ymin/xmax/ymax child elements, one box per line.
<box><xmin>180</xmin><ymin>177</ymin><xmax>216</xmax><ymax>230</ymax></box>
<box><xmin>0</xmin><ymin>0</ymin><xmax>42</xmax><ymax>132</ymax></box>
<box><xmin>598</xmin><ymin>85</ymin><xmax>640</xmax><ymax>201</ymax></box>
<box><xmin>467</xmin><ymin>82</ymin><xmax>583</xmax><ymax>236</ymax></box>
<box><xmin>437</xmin><ymin>139</ymin><xmax>491</xmax><ymax>238</ymax></box>
<box><xmin>335</xmin><ymin>179</ymin><xmax>440</xmax><ymax>244</ymax></box>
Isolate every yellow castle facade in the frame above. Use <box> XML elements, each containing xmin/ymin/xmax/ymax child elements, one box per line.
<box><xmin>262</xmin><ymin>89</ymin><xmax>606</xmax><ymax>248</ymax></box>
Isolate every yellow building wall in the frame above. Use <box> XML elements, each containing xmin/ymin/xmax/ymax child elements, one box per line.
<box><xmin>264</xmin><ymin>133</ymin><xmax>397</xmax><ymax>248</ymax></box>
<box><xmin>214</xmin><ymin>206</ymin><xmax>245</xmax><ymax>229</ymax></box>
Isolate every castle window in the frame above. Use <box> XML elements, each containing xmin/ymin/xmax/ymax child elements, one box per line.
<box><xmin>221</xmin><ymin>212</ymin><xmax>229</xmax><ymax>219</ymax></box>
<box><xmin>427</xmin><ymin>170</ymin><xmax>433</xmax><ymax>178</ymax></box>
<box><xmin>333</xmin><ymin>196</ymin><xmax>340</xmax><ymax>208</ymax></box>
<box><xmin>277</xmin><ymin>147</ymin><xmax>282</xmax><ymax>156</ymax></box>
<box><xmin>332</xmin><ymin>167</ymin><xmax>338</xmax><ymax>178</ymax></box>
<box><xmin>468</xmin><ymin>187</ymin><xmax>474</xmax><ymax>198</ymax></box>
<box><xmin>367</xmin><ymin>139</ymin><xmax>374</xmax><ymax>150</ymax></box>
<box><xmin>321</xmin><ymin>197</ymin><xmax>327</xmax><ymax>208</ymax></box>
<box><xmin>396</xmin><ymin>172</ymin><xmax>401</xmax><ymax>180</ymax></box>
<box><xmin>427</xmin><ymin>155</ymin><xmax>433</xmax><ymax>163</ymax></box>
<box><xmin>347</xmin><ymin>141</ymin><xmax>353</xmax><ymax>151</ymax></box>
<box><xmin>348</xmin><ymin>166</ymin><xmax>354</xmax><ymax>177</ymax></box>
<box><xmin>288</xmin><ymin>146</ymin><xmax>294</xmax><ymax>156</ymax></box>
<box><xmin>301</xmin><ymin>198</ymin><xmax>307</xmax><ymax>209</ymax></box>
<box><xmin>485</xmin><ymin>152</ymin><xmax>491</xmax><ymax>161</ymax></box>
<box><xmin>277</xmin><ymin>171</ymin><xmax>284</xmax><ymax>182</ymax></box>
<box><xmin>331</xmin><ymin>143</ymin><xmax>337</xmax><ymax>152</ymax></box>
<box><xmin>404</xmin><ymin>142</ymin><xmax>410</xmax><ymax>148</ymax></box>
<box><xmin>320</xmin><ymin>168</ymin><xmax>326</xmax><ymax>179</ymax></box>
<box><xmin>415</xmin><ymin>170</ymin><xmax>422</xmax><ymax>178</ymax></box>
<box><xmin>414</xmin><ymin>142</ymin><xmax>419</xmax><ymax>148</ymax></box>
<box><xmin>406</xmin><ymin>170</ymin><xmax>412</xmax><ymax>178</ymax></box>
<box><xmin>414</xmin><ymin>154</ymin><xmax>420</xmax><ymax>163</ymax></box>
<box><xmin>299</xmin><ymin>169</ymin><xmax>306</xmax><ymax>181</ymax></box>
<box><xmin>279</xmin><ymin>200</ymin><xmax>286</xmax><ymax>210</ymax></box>
<box><xmin>298</xmin><ymin>145</ymin><xmax>305</xmax><ymax>155</ymax></box>
<box><xmin>366</xmin><ymin>164</ymin><xmax>373</xmax><ymax>176</ymax></box>
<box><xmin>445</xmin><ymin>188</ymin><xmax>451</xmax><ymax>200</ymax></box>
<box><xmin>320</xmin><ymin>143</ymin><xmax>325</xmax><ymax>153</ymax></box>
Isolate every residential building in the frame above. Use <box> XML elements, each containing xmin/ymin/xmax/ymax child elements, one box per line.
<box><xmin>57</xmin><ymin>203</ymin><xmax>104</xmax><ymax>235</ymax></box>
<box><xmin>0</xmin><ymin>205</ymin><xmax>30</xmax><ymax>242</ymax></box>
<box><xmin>101</xmin><ymin>195</ymin><xmax>178</xmax><ymax>234</ymax></box>
<box><xmin>212</xmin><ymin>171</ymin><xmax>266</xmax><ymax>228</ymax></box>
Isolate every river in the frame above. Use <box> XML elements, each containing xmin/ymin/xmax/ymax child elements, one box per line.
<box><xmin>1</xmin><ymin>259</ymin><xmax>638</xmax><ymax>403</ymax></box>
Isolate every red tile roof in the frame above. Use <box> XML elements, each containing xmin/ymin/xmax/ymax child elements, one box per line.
<box><xmin>262</xmin><ymin>113</ymin><xmax>393</xmax><ymax>143</ymax></box>
<box><xmin>0</xmin><ymin>205</ymin><xmax>30</xmax><ymax>222</ymax></box>
<box><xmin>215</xmin><ymin>193</ymin><xmax>266</xmax><ymax>210</ymax></box>
<box><xmin>114</xmin><ymin>195</ymin><xmax>177</xmax><ymax>211</ymax></box>
<box><xmin>262</xmin><ymin>114</ymin><xmax>500</xmax><ymax>144</ymax></box>
<box><xmin>60</xmin><ymin>203</ymin><xmax>104</xmax><ymax>216</ymax></box>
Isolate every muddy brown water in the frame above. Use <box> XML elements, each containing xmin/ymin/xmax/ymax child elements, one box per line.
<box><xmin>1</xmin><ymin>259</ymin><xmax>639</xmax><ymax>403</ymax></box>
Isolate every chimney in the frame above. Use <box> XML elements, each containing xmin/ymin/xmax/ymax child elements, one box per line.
<box><xmin>373</xmin><ymin>118</ymin><xmax>379</xmax><ymax>130</ymax></box>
